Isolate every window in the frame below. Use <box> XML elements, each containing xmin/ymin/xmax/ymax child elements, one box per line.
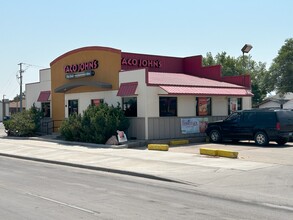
<box><xmin>242</xmin><ymin>112</ymin><xmax>257</xmax><ymax>123</ymax></box>
<box><xmin>228</xmin><ymin>98</ymin><xmax>242</xmax><ymax>115</ymax></box>
<box><xmin>196</xmin><ymin>97</ymin><xmax>211</xmax><ymax>116</ymax></box>
<box><xmin>122</xmin><ymin>97</ymin><xmax>137</xmax><ymax>117</ymax></box>
<box><xmin>91</xmin><ymin>99</ymin><xmax>104</xmax><ymax>106</ymax></box>
<box><xmin>68</xmin><ymin>99</ymin><xmax>78</xmax><ymax>116</ymax></box>
<box><xmin>41</xmin><ymin>102</ymin><xmax>50</xmax><ymax>117</ymax></box>
<box><xmin>159</xmin><ymin>97</ymin><xmax>177</xmax><ymax>117</ymax></box>
<box><xmin>225</xmin><ymin>112</ymin><xmax>241</xmax><ymax>122</ymax></box>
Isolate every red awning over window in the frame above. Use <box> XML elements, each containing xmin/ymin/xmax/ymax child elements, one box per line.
<box><xmin>117</xmin><ymin>82</ymin><xmax>138</xmax><ymax>96</ymax></box>
<box><xmin>37</xmin><ymin>91</ymin><xmax>51</xmax><ymax>102</ymax></box>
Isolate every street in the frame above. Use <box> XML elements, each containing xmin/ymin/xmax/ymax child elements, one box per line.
<box><xmin>1</xmin><ymin>122</ymin><xmax>293</xmax><ymax>219</ymax></box>
<box><xmin>0</xmin><ymin>156</ymin><xmax>292</xmax><ymax>220</ymax></box>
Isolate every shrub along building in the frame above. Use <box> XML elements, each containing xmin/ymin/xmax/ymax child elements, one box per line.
<box><xmin>26</xmin><ymin>46</ymin><xmax>253</xmax><ymax>140</ymax></box>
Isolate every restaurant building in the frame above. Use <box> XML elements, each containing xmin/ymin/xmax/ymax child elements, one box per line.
<box><xmin>26</xmin><ymin>46</ymin><xmax>253</xmax><ymax>140</ymax></box>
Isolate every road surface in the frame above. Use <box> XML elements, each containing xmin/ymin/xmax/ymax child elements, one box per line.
<box><xmin>0</xmin><ymin>156</ymin><xmax>292</xmax><ymax>220</ymax></box>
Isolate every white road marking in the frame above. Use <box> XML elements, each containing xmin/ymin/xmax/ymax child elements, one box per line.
<box><xmin>26</xmin><ymin>192</ymin><xmax>100</xmax><ymax>215</ymax></box>
<box><xmin>261</xmin><ymin>202</ymin><xmax>293</xmax><ymax>212</ymax></box>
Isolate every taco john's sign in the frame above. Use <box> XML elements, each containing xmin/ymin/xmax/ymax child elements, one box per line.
<box><xmin>121</xmin><ymin>57</ymin><xmax>162</xmax><ymax>68</ymax></box>
<box><xmin>64</xmin><ymin>60</ymin><xmax>98</xmax><ymax>79</ymax></box>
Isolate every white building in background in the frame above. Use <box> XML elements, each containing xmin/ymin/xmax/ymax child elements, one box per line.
<box><xmin>258</xmin><ymin>93</ymin><xmax>293</xmax><ymax>109</ymax></box>
<box><xmin>0</xmin><ymin>100</ymin><xmax>9</xmax><ymax>122</ymax></box>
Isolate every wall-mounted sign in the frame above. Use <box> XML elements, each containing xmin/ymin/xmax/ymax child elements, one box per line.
<box><xmin>65</xmin><ymin>70</ymin><xmax>95</xmax><ymax>79</ymax></box>
<box><xmin>64</xmin><ymin>60</ymin><xmax>99</xmax><ymax>73</ymax></box>
<box><xmin>121</xmin><ymin>58</ymin><xmax>161</xmax><ymax>68</ymax></box>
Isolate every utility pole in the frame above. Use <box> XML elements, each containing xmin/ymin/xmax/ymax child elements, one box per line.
<box><xmin>18</xmin><ymin>63</ymin><xmax>23</xmax><ymax>112</ymax></box>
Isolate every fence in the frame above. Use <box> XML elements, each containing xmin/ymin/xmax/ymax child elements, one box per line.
<box><xmin>127</xmin><ymin>116</ymin><xmax>227</xmax><ymax>140</ymax></box>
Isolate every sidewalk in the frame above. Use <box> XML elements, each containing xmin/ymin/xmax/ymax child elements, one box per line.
<box><xmin>0</xmin><ymin>132</ymin><xmax>274</xmax><ymax>185</ymax></box>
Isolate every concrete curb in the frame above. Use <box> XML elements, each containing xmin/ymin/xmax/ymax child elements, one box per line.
<box><xmin>148</xmin><ymin>144</ymin><xmax>169</xmax><ymax>151</ymax></box>
<box><xmin>170</xmin><ymin>139</ymin><xmax>189</xmax><ymax>146</ymax></box>
<box><xmin>200</xmin><ymin>147</ymin><xmax>238</xmax><ymax>159</ymax></box>
<box><xmin>217</xmin><ymin>149</ymin><xmax>238</xmax><ymax>158</ymax></box>
<box><xmin>199</xmin><ymin>148</ymin><xmax>218</xmax><ymax>156</ymax></box>
<box><xmin>0</xmin><ymin>152</ymin><xmax>184</xmax><ymax>184</ymax></box>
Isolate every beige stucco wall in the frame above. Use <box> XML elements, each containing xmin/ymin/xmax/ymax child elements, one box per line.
<box><xmin>212</xmin><ymin>96</ymin><xmax>227</xmax><ymax>116</ymax></box>
<box><xmin>242</xmin><ymin>96</ymin><xmax>252</xmax><ymax>109</ymax></box>
<box><xmin>25</xmin><ymin>68</ymin><xmax>51</xmax><ymax>110</ymax></box>
<box><xmin>119</xmin><ymin>69</ymin><xmax>149</xmax><ymax>117</ymax></box>
<box><xmin>40</xmin><ymin>68</ymin><xmax>51</xmax><ymax>82</ymax></box>
<box><xmin>177</xmin><ymin>96</ymin><xmax>196</xmax><ymax>116</ymax></box>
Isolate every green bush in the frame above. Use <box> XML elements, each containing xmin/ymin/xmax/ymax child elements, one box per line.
<box><xmin>3</xmin><ymin>105</ymin><xmax>43</xmax><ymax>137</ymax></box>
<box><xmin>59</xmin><ymin>113</ymin><xmax>82</xmax><ymax>141</ymax></box>
<box><xmin>59</xmin><ymin>103</ymin><xmax>130</xmax><ymax>144</ymax></box>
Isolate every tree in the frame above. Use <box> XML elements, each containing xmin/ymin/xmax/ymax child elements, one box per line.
<box><xmin>267</xmin><ymin>38</ymin><xmax>293</xmax><ymax>94</ymax></box>
<box><xmin>13</xmin><ymin>92</ymin><xmax>25</xmax><ymax>102</ymax></box>
<box><xmin>203</xmin><ymin>52</ymin><xmax>269</xmax><ymax>107</ymax></box>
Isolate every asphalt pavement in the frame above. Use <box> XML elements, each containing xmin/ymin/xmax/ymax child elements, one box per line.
<box><xmin>1</xmin><ymin>122</ymin><xmax>293</xmax><ymax>208</ymax></box>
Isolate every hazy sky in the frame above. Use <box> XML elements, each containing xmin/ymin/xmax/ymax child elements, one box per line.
<box><xmin>0</xmin><ymin>0</ymin><xmax>292</xmax><ymax>99</ymax></box>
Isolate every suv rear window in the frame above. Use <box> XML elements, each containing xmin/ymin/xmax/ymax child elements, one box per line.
<box><xmin>276</xmin><ymin>111</ymin><xmax>293</xmax><ymax>123</ymax></box>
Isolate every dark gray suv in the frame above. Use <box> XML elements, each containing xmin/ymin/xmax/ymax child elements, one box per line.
<box><xmin>205</xmin><ymin>109</ymin><xmax>293</xmax><ymax>146</ymax></box>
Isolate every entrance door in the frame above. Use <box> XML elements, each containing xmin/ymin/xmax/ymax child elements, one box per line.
<box><xmin>68</xmin><ymin>100</ymin><xmax>78</xmax><ymax>116</ymax></box>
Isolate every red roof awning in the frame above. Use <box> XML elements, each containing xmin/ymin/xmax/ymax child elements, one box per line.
<box><xmin>37</xmin><ymin>91</ymin><xmax>51</xmax><ymax>102</ymax></box>
<box><xmin>117</xmin><ymin>82</ymin><xmax>138</xmax><ymax>96</ymax></box>
<box><xmin>159</xmin><ymin>86</ymin><xmax>253</xmax><ymax>96</ymax></box>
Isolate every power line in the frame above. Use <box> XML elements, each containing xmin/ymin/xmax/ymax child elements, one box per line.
<box><xmin>21</xmin><ymin>63</ymin><xmax>46</xmax><ymax>69</ymax></box>
<box><xmin>0</xmin><ymin>70</ymin><xmax>18</xmax><ymax>96</ymax></box>
<box><xmin>16</xmin><ymin>62</ymin><xmax>45</xmax><ymax>112</ymax></box>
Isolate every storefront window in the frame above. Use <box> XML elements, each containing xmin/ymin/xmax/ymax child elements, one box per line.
<box><xmin>196</xmin><ymin>97</ymin><xmax>211</xmax><ymax>116</ymax></box>
<box><xmin>122</xmin><ymin>97</ymin><xmax>137</xmax><ymax>117</ymax></box>
<box><xmin>68</xmin><ymin>99</ymin><xmax>78</xmax><ymax>116</ymax></box>
<box><xmin>228</xmin><ymin>98</ymin><xmax>242</xmax><ymax>115</ymax></box>
<box><xmin>91</xmin><ymin>99</ymin><xmax>104</xmax><ymax>106</ymax></box>
<box><xmin>159</xmin><ymin>97</ymin><xmax>177</xmax><ymax>117</ymax></box>
<box><xmin>41</xmin><ymin>102</ymin><xmax>50</xmax><ymax>117</ymax></box>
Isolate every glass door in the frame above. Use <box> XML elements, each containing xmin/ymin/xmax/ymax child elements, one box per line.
<box><xmin>68</xmin><ymin>99</ymin><xmax>78</xmax><ymax>116</ymax></box>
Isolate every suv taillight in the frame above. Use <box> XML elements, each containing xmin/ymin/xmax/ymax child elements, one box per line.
<box><xmin>276</xmin><ymin>122</ymin><xmax>281</xmax><ymax>130</ymax></box>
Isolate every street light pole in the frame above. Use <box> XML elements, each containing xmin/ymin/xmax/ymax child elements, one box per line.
<box><xmin>241</xmin><ymin>44</ymin><xmax>253</xmax><ymax>74</ymax></box>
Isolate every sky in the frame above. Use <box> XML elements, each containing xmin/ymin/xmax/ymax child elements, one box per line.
<box><xmin>0</xmin><ymin>0</ymin><xmax>292</xmax><ymax>100</ymax></box>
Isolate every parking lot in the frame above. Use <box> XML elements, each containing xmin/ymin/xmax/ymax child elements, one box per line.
<box><xmin>1</xmin><ymin>121</ymin><xmax>293</xmax><ymax>166</ymax></box>
<box><xmin>168</xmin><ymin>140</ymin><xmax>293</xmax><ymax>165</ymax></box>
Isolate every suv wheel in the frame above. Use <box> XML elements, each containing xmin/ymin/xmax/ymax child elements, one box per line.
<box><xmin>209</xmin><ymin>129</ymin><xmax>222</xmax><ymax>143</ymax></box>
<box><xmin>254</xmin><ymin>131</ymin><xmax>269</xmax><ymax>146</ymax></box>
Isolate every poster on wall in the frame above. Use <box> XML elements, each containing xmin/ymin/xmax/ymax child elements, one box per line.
<box><xmin>198</xmin><ymin>97</ymin><xmax>208</xmax><ymax>116</ymax></box>
<box><xmin>199</xmin><ymin>118</ymin><xmax>209</xmax><ymax>133</ymax></box>
<box><xmin>181</xmin><ymin>118</ymin><xmax>199</xmax><ymax>134</ymax></box>
<box><xmin>92</xmin><ymin>99</ymin><xmax>102</xmax><ymax>106</ymax></box>
<box><xmin>230</xmin><ymin>98</ymin><xmax>237</xmax><ymax>112</ymax></box>
<box><xmin>181</xmin><ymin>118</ymin><xmax>209</xmax><ymax>134</ymax></box>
